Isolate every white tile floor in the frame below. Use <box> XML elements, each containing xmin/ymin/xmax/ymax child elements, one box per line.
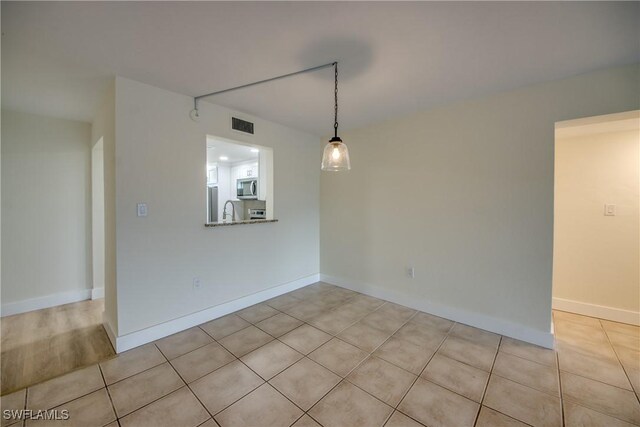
<box><xmin>1</xmin><ymin>282</ymin><xmax>639</xmax><ymax>426</ymax></box>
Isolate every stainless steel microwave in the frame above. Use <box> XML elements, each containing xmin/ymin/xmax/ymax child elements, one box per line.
<box><xmin>237</xmin><ymin>178</ymin><xmax>258</xmax><ymax>199</ymax></box>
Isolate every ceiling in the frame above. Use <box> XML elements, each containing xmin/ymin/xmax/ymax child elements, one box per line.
<box><xmin>2</xmin><ymin>2</ymin><xmax>639</xmax><ymax>135</ymax></box>
<box><xmin>556</xmin><ymin>110</ymin><xmax>640</xmax><ymax>139</ymax></box>
<box><xmin>206</xmin><ymin>136</ymin><xmax>260</xmax><ymax>166</ymax></box>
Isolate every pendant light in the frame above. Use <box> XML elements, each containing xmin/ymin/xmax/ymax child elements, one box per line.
<box><xmin>321</xmin><ymin>62</ymin><xmax>351</xmax><ymax>171</ymax></box>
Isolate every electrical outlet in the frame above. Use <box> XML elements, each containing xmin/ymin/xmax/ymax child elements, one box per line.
<box><xmin>192</xmin><ymin>277</ymin><xmax>202</xmax><ymax>290</ymax></box>
<box><xmin>406</xmin><ymin>267</ymin><xmax>415</xmax><ymax>279</ymax></box>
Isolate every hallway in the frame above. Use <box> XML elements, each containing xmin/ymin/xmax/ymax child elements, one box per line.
<box><xmin>1</xmin><ymin>299</ymin><xmax>114</xmax><ymax>395</ymax></box>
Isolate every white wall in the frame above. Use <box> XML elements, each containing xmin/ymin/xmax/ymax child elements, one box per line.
<box><xmin>320</xmin><ymin>64</ymin><xmax>639</xmax><ymax>347</ymax></box>
<box><xmin>1</xmin><ymin>110</ymin><xmax>92</xmax><ymax>312</ymax></box>
<box><xmin>113</xmin><ymin>77</ymin><xmax>320</xmax><ymax>337</ymax></box>
<box><xmin>91</xmin><ymin>138</ymin><xmax>105</xmax><ymax>297</ymax></box>
<box><xmin>553</xmin><ymin>121</ymin><xmax>639</xmax><ymax>323</ymax></box>
<box><xmin>91</xmin><ymin>81</ymin><xmax>117</xmax><ymax>332</ymax></box>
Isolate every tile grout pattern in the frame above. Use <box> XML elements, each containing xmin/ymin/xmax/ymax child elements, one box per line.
<box><xmin>472</xmin><ymin>333</ymin><xmax>502</xmax><ymax>426</ymax></box>
<box><xmin>556</xmin><ymin>344</ymin><xmax>566</xmax><ymax>427</ymax></box>
<box><xmin>381</xmin><ymin>314</ymin><xmax>452</xmax><ymax>426</ymax></box>
<box><xmin>1</xmin><ymin>282</ymin><xmax>638</xmax><ymax>427</ymax></box>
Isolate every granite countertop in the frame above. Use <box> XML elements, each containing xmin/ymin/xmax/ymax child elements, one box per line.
<box><xmin>205</xmin><ymin>219</ymin><xmax>278</xmax><ymax>227</ymax></box>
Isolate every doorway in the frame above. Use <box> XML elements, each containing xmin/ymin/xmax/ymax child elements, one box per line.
<box><xmin>1</xmin><ymin>134</ymin><xmax>114</xmax><ymax>396</ymax></box>
<box><xmin>552</xmin><ymin>110</ymin><xmax>639</xmax><ymax>325</ymax></box>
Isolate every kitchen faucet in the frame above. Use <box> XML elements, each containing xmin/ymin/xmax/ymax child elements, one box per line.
<box><xmin>222</xmin><ymin>200</ymin><xmax>235</xmax><ymax>222</ymax></box>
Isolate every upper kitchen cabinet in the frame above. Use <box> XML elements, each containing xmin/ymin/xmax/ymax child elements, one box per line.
<box><xmin>232</xmin><ymin>162</ymin><xmax>259</xmax><ymax>180</ymax></box>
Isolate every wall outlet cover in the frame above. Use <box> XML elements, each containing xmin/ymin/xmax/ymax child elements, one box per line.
<box><xmin>137</xmin><ymin>203</ymin><xmax>148</xmax><ymax>217</ymax></box>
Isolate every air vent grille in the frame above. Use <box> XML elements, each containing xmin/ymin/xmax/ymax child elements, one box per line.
<box><xmin>231</xmin><ymin>117</ymin><xmax>254</xmax><ymax>135</ymax></box>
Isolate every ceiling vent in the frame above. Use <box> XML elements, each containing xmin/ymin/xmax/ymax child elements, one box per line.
<box><xmin>231</xmin><ymin>117</ymin><xmax>254</xmax><ymax>135</ymax></box>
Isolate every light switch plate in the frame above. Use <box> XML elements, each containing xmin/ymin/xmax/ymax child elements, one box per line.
<box><xmin>604</xmin><ymin>204</ymin><xmax>616</xmax><ymax>216</ymax></box>
<box><xmin>406</xmin><ymin>267</ymin><xmax>415</xmax><ymax>279</ymax></box>
<box><xmin>137</xmin><ymin>203</ymin><xmax>148</xmax><ymax>217</ymax></box>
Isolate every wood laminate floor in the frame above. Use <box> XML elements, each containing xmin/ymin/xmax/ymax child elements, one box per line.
<box><xmin>0</xmin><ymin>299</ymin><xmax>114</xmax><ymax>395</ymax></box>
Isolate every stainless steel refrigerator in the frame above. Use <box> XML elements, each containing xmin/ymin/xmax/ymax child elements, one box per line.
<box><xmin>207</xmin><ymin>186</ymin><xmax>218</xmax><ymax>223</ymax></box>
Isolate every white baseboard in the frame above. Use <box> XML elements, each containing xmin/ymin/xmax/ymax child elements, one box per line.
<box><xmin>1</xmin><ymin>288</ymin><xmax>92</xmax><ymax>317</ymax></box>
<box><xmin>107</xmin><ymin>273</ymin><xmax>319</xmax><ymax>353</ymax></box>
<box><xmin>91</xmin><ymin>287</ymin><xmax>105</xmax><ymax>300</ymax></box>
<box><xmin>553</xmin><ymin>297</ymin><xmax>640</xmax><ymax>326</ymax></box>
<box><xmin>320</xmin><ymin>274</ymin><xmax>555</xmax><ymax>349</ymax></box>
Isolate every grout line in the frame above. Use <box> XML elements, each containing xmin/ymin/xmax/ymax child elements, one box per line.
<box><xmin>497</xmin><ymin>347</ymin><xmax>556</xmax><ymax>368</ymax></box>
<box><xmin>340</xmin><ymin>312</ymin><xmax>421</xmax><ymax>398</ymax></box>
<box><xmin>5</xmin><ymin>362</ymin><xmax>106</xmax><ymax>399</ymax></box>
<box><xmin>195</xmin><ymin>418</ymin><xmax>215</xmax><ymax>427</ymax></box>
<box><xmin>103</xmin><ymin>346</ymin><xmax>195</xmax><ymax>424</ymax></box>
<box><xmin>20</xmin><ymin>386</ymin><xmax>29</xmax><ymax>426</ymax></box>
<box><xmin>115</xmin><ymin>385</ymin><xmax>193</xmax><ymax>424</ymax></box>
<box><xmin>395</xmin><ymin>326</ymin><xmax>542</xmax><ymax>427</ymax></box>
<box><xmin>487</xmin><ymin>371</ymin><xmax>562</xmax><ymax>400</ymax></box>
<box><xmin>186</xmin><ymin>307</ymin><xmax>343</xmax><ymax>423</ymax></box>
<box><xmin>104</xmin><ymin>359</ymin><xmax>167</xmax><ymax>387</ymax></box>
<box><xmin>424</xmin><ymin>335</ymin><xmax>497</xmax><ymax>373</ymax></box>
<box><xmin>13</xmin><ymin>286</ymin><xmax>636</xmax><ymax>427</ymax></box>
<box><xmin>170</xmin><ymin>355</ymin><xmax>221</xmax><ymax>422</ymax></box>
<box><xmin>554</xmin><ymin>368</ymin><xmax>636</xmax><ymax>393</ymax></box>
<box><xmin>236</xmin><ymin>309</ymin><xmax>282</xmax><ymax>326</ymax></box>
<box><xmin>155</xmin><ymin>335</ymin><xmax>214</xmax><ymax>361</ymax></box>
<box><xmin>98</xmin><ymin>363</ymin><xmax>120</xmax><ymax>425</ymax></box>
<box><xmin>199</xmin><ymin>322</ymin><xmax>253</xmax><ymax>341</ymax></box>
<box><xmin>344</xmin><ymin>309</ymin><xmax>420</xmax><ymax>376</ymax></box>
<box><xmin>555</xmin><ymin>341</ymin><xmax>565</xmax><ymax>427</ymax></box>
<box><xmin>241</xmin><ymin>358</ymin><xmax>309</xmax><ymax>414</ymax></box>
<box><xmin>552</xmin><ymin>317</ymin><xmax>639</xmax><ymax>391</ymax></box>
<box><xmin>383</xmin><ymin>320</ymin><xmax>452</xmax><ymax>427</ymax></box>
<box><xmin>168</xmin><ymin>353</ymin><xmax>236</xmax><ymax>386</ymax></box>
<box><xmin>240</xmin><ymin>343</ymin><xmax>305</xmax><ymax>381</ymax></box>
<box><xmin>23</xmin><ymin>369</ymin><xmax>107</xmax><ymax>415</ymax></box>
<box><xmin>479</xmin><ymin>344</ymin><xmax>561</xmax><ymax>401</ymax></box>
<box><xmin>496</xmin><ymin>347</ymin><xmax>556</xmax><ymax>369</ymax></box>
<box><xmin>198</xmin><ymin>336</ymin><xmax>320</xmax><ymax>422</ymax></box>
<box><xmin>556</xmin><ymin>314</ymin><xmax>640</xmax><ymax>425</ymax></box>
<box><xmin>599</xmin><ymin>320</ymin><xmax>640</xmax><ymax>408</ymax></box>
<box><xmin>289</xmin><ymin>413</ymin><xmax>307</xmax><ymax>427</ymax></box>
<box><xmin>113</xmin><ymin>364</ymin><xmax>186</xmax><ymax>419</ymax></box>
<box><xmin>472</xmin><ymin>335</ymin><xmax>502</xmax><ymax>427</ymax></box>
<box><xmin>307</xmin><ymin>336</ymin><xmax>368</xmax><ymax>378</ymax></box>
<box><xmin>303</xmin><ymin>305</ymin><xmax>420</xmax><ymax>425</ymax></box>
<box><xmin>420</xmin><ymin>335</ymin><xmax>536</xmax><ymax>427</ymax></box>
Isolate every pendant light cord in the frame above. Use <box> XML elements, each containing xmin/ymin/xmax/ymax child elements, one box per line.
<box><xmin>334</xmin><ymin>62</ymin><xmax>339</xmax><ymax>139</ymax></box>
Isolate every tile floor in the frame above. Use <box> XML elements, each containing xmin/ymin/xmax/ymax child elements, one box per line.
<box><xmin>1</xmin><ymin>282</ymin><xmax>639</xmax><ymax>427</ymax></box>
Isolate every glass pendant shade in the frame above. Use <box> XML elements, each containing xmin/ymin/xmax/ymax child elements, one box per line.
<box><xmin>321</xmin><ymin>137</ymin><xmax>351</xmax><ymax>171</ymax></box>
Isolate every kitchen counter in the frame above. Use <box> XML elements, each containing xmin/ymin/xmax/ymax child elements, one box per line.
<box><xmin>205</xmin><ymin>219</ymin><xmax>278</xmax><ymax>227</ymax></box>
